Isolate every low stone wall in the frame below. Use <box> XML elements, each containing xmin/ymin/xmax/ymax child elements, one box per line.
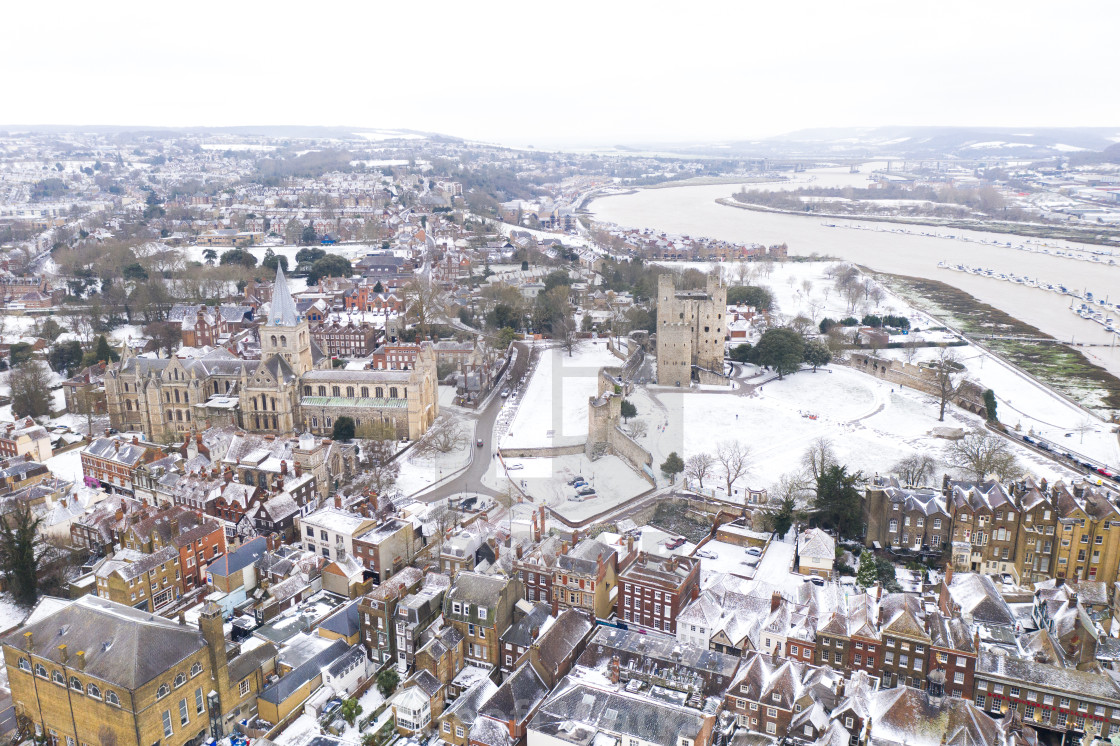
<box><xmin>608</xmin><ymin>426</ymin><xmax>655</xmax><ymax>487</ymax></box>
<box><xmin>844</xmin><ymin>352</ymin><xmax>988</xmax><ymax>417</ymax></box>
<box><xmin>499</xmin><ymin>444</ymin><xmax>587</xmax><ymax>459</ymax></box>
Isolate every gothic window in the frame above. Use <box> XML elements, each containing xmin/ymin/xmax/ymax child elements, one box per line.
<box><xmin>107</xmin><ymin>691</ymin><xmax>120</xmax><ymax>706</ymax></box>
<box><xmin>304</xmin><ymin>386</ymin><xmax>311</xmax><ymax>396</ymax></box>
<box><xmin>346</xmin><ymin>387</ymin><xmax>355</xmax><ymax>398</ymax></box>
<box><xmin>176</xmin><ymin>410</ymin><xmax>183</xmax><ymax>422</ymax></box>
<box><xmin>126</xmin><ymin>400</ymin><xmax>133</xmax><ymax>411</ymax></box>
<box><xmin>183</xmin><ymin>392</ymin><xmax>189</xmax><ymax>403</ymax></box>
<box><xmin>70</xmin><ymin>677</ymin><xmax>82</xmax><ymax>691</ymax></box>
<box><xmin>174</xmin><ymin>390</ymin><xmax>180</xmax><ymax>403</ymax></box>
<box><xmin>87</xmin><ymin>684</ymin><xmax>101</xmax><ymax>699</ymax></box>
<box><xmin>185</xmin><ymin>411</ymin><xmax>190</xmax><ymax>422</ymax></box>
<box><xmin>361</xmin><ymin>387</ymin><xmax>369</xmax><ymax>398</ymax></box>
<box><xmin>166</xmin><ymin>409</ymin><xmax>172</xmax><ymax>422</ymax></box>
<box><xmin>281</xmin><ymin>336</ymin><xmax>287</xmax><ymax>348</ymax></box>
<box><xmin>271</xmin><ymin>335</ymin><xmax>277</xmax><ymax>347</ymax></box>
<box><xmin>318</xmin><ymin>386</ymin><xmax>327</xmax><ymax>396</ymax></box>
<box><xmin>190</xmin><ymin>663</ymin><xmax>203</xmax><ymax>677</ymax></box>
<box><xmin>389</xmin><ymin>387</ymin><xmax>398</xmax><ymax>398</ymax></box>
<box><xmin>332</xmin><ymin>386</ymin><xmax>341</xmax><ymax>397</ymax></box>
<box><xmin>376</xmin><ymin>387</ymin><xmax>384</xmax><ymax>398</ymax></box>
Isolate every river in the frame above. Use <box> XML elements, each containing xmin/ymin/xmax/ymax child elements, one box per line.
<box><xmin>589</xmin><ymin>168</ymin><xmax>1120</xmax><ymax>379</ymax></box>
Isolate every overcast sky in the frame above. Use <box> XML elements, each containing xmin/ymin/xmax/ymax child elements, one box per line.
<box><xmin>3</xmin><ymin>0</ymin><xmax>1117</xmax><ymax>148</ymax></box>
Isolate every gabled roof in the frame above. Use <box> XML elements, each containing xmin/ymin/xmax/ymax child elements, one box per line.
<box><xmin>479</xmin><ymin>662</ymin><xmax>548</xmax><ymax>725</ymax></box>
<box><xmin>208</xmin><ymin>535</ymin><xmax>268</xmax><ymax>578</ymax></box>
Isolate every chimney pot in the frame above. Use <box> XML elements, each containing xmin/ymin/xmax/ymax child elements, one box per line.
<box><xmin>771</xmin><ymin>591</ymin><xmax>782</xmax><ymax>613</ymax></box>
<box><xmin>561</xmin><ymin>541</ymin><xmax>569</xmax><ymax>555</ymax></box>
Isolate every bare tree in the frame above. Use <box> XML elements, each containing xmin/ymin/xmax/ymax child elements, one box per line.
<box><xmin>801</xmin><ymin>437</ymin><xmax>837</xmax><ymax>484</ymax></box>
<box><xmin>413</xmin><ymin>414</ymin><xmax>467</xmax><ymax>456</ymax></box>
<box><xmin>402</xmin><ymin>277</ymin><xmax>448</xmax><ymax>340</ymax></box>
<box><xmin>357</xmin><ymin>438</ymin><xmax>401</xmax><ymax>495</ymax></box>
<box><xmin>554</xmin><ymin>313</ymin><xmax>581</xmax><ymax>357</ymax></box>
<box><xmin>684</xmin><ymin>453</ymin><xmax>715</xmax><ymax>490</ymax></box>
<box><xmin>892</xmin><ymin>454</ymin><xmax>938</xmax><ymax>487</ymax></box>
<box><xmin>932</xmin><ymin>347</ymin><xmax>963</xmax><ymax>422</ymax></box>
<box><xmin>624</xmin><ymin>419</ymin><xmax>649</xmax><ymax>440</ymax></box>
<box><xmin>428</xmin><ymin>503</ymin><xmax>461</xmax><ymax>555</ymax></box>
<box><xmin>1073</xmin><ymin>417</ymin><xmax>1095</xmax><ymax>445</ymax></box>
<box><xmin>946</xmin><ymin>430</ymin><xmax>1021</xmax><ymax>482</ymax></box>
<box><xmin>902</xmin><ymin>338</ymin><xmax>920</xmax><ymax>364</ymax></box>
<box><xmin>716</xmin><ymin>441</ymin><xmax>751</xmax><ymax>499</ymax></box>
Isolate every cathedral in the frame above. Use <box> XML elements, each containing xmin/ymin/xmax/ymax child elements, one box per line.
<box><xmin>105</xmin><ymin>267</ymin><xmax>438</xmax><ymax>444</ymax></box>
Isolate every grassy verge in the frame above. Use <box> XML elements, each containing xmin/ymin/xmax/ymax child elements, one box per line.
<box><xmin>874</xmin><ymin>271</ymin><xmax>1120</xmax><ymax>418</ymax></box>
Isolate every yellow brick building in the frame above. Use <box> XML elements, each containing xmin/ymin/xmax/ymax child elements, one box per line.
<box><xmin>2</xmin><ymin>596</ymin><xmax>218</xmax><ymax>746</ymax></box>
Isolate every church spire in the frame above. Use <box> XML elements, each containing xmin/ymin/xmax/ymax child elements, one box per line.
<box><xmin>270</xmin><ymin>264</ymin><xmax>300</xmax><ymax>327</ymax></box>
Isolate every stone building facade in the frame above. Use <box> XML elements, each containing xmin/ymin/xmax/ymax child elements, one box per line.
<box><xmin>105</xmin><ymin>267</ymin><xmax>438</xmax><ymax>444</ymax></box>
<box><xmin>655</xmin><ymin>273</ymin><xmax>728</xmax><ymax>386</ymax></box>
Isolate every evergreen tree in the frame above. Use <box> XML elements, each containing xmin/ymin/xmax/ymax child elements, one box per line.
<box><xmin>856</xmin><ymin>549</ymin><xmax>878</xmax><ymax>588</ymax></box>
<box><xmin>332</xmin><ymin>416</ymin><xmax>356</xmax><ymax>442</ymax></box>
<box><xmin>0</xmin><ymin>502</ymin><xmax>44</xmax><ymax>605</ymax></box>
<box><xmin>660</xmin><ymin>452</ymin><xmax>685</xmax><ymax>480</ymax></box>
<box><xmin>812</xmin><ymin>464</ymin><xmax>865</xmax><ymax>539</ymax></box>
<box><xmin>620</xmin><ymin>400</ymin><xmax>637</xmax><ymax>421</ymax></box>
<box><xmin>755</xmin><ymin>327</ymin><xmax>804</xmax><ymax>379</ymax></box>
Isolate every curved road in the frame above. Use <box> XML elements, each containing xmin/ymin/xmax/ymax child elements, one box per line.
<box><xmin>415</xmin><ymin>342</ymin><xmax>539</xmax><ymax>504</ymax></box>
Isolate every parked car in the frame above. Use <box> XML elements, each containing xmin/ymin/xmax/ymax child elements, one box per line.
<box><xmin>695</xmin><ymin>550</ymin><xmax>717</xmax><ymax>560</ymax></box>
<box><xmin>500</xmin><ymin>389</ymin><xmax>511</xmax><ymax>398</ymax></box>
<box><xmin>568</xmin><ymin>476</ymin><xmax>585</xmax><ymax>486</ymax></box>
<box><xmin>665</xmin><ymin>538</ymin><xmax>686</xmax><ymax>550</ymax></box>
<box><xmin>507</xmin><ymin>464</ymin><xmax>524</xmax><ymax>471</ymax></box>
<box><xmin>476</xmin><ymin>438</ymin><xmax>484</xmax><ymax>448</ymax></box>
<box><xmin>745</xmin><ymin>547</ymin><xmax>763</xmax><ymax>557</ymax></box>
<box><xmin>577</xmin><ymin>486</ymin><xmax>596</xmax><ymax>496</ymax></box>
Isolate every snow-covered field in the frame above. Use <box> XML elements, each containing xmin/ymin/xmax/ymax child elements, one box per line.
<box><xmin>628</xmin><ymin>364</ymin><xmax>1079</xmax><ymax>500</ymax></box>
<box><xmin>501</xmin><ymin>343</ymin><xmax>621</xmax><ymax>449</ymax></box>
<box><xmin>396</xmin><ymin>387</ymin><xmax>476</xmax><ymax>496</ymax></box>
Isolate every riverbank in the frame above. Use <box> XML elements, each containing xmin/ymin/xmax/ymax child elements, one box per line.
<box><xmin>874</xmin><ymin>271</ymin><xmax>1120</xmax><ymax>418</ymax></box>
<box><xmin>717</xmin><ymin>196</ymin><xmax>1120</xmax><ymax>248</ymax></box>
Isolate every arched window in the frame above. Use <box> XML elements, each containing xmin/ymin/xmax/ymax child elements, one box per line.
<box><xmin>375</xmin><ymin>387</ymin><xmax>384</xmax><ymax>398</ymax></box>
<box><xmin>281</xmin><ymin>336</ymin><xmax>287</xmax><ymax>348</ymax></box>
<box><xmin>332</xmin><ymin>386</ymin><xmax>341</xmax><ymax>397</ymax></box>
<box><xmin>107</xmin><ymin>691</ymin><xmax>120</xmax><ymax>706</ymax></box>
<box><xmin>174</xmin><ymin>673</ymin><xmax>186</xmax><ymax>688</ymax></box>
<box><xmin>166</xmin><ymin>409</ymin><xmax>172</xmax><ymax>422</ymax></box>
<box><xmin>52</xmin><ymin>671</ymin><xmax>64</xmax><ymax>685</ymax></box>
<box><xmin>325</xmin><ymin>417</ymin><xmax>332</xmax><ymax>427</ymax></box>
<box><xmin>17</xmin><ymin>658</ymin><xmax>29</xmax><ymax>672</ymax></box>
<box><xmin>346</xmin><ymin>387</ymin><xmax>354</xmax><ymax>398</ymax></box>
<box><xmin>126</xmin><ymin>400</ymin><xmax>133</xmax><ymax>411</ymax></box>
<box><xmin>35</xmin><ymin>664</ymin><xmax>46</xmax><ymax>678</ymax></box>
<box><xmin>185</xmin><ymin>411</ymin><xmax>190</xmax><ymax>422</ymax></box>
<box><xmin>176</xmin><ymin>410</ymin><xmax>183</xmax><ymax>422</ymax></box>
<box><xmin>70</xmin><ymin>677</ymin><xmax>82</xmax><ymax>692</ymax></box>
<box><xmin>270</xmin><ymin>398</ymin><xmax>276</xmax><ymax>411</ymax></box>
<box><xmin>312</xmin><ymin>417</ymin><xmax>318</xmax><ymax>427</ymax></box>
<box><xmin>184</xmin><ymin>392</ymin><xmax>189</xmax><ymax>403</ymax></box>
<box><xmin>389</xmin><ymin>387</ymin><xmax>398</xmax><ymax>398</ymax></box>
<box><xmin>402</xmin><ymin>388</ymin><xmax>407</xmax><ymax>399</ymax></box>
<box><xmin>318</xmin><ymin>386</ymin><xmax>327</xmax><ymax>396</ymax></box>
<box><xmin>271</xmin><ymin>335</ymin><xmax>277</xmax><ymax>347</ymax></box>
<box><xmin>165</xmin><ymin>392</ymin><xmax>171</xmax><ymax>403</ymax></box>
<box><xmin>174</xmin><ymin>390</ymin><xmax>180</xmax><ymax>403</ymax></box>
<box><xmin>157</xmin><ymin>683</ymin><xmax>170</xmax><ymax>699</ymax></box>
<box><xmin>361</xmin><ymin>387</ymin><xmax>369</xmax><ymax>398</ymax></box>
<box><xmin>225</xmin><ymin>381</ymin><xmax>231</xmax><ymax>392</ymax></box>
<box><xmin>190</xmin><ymin>662</ymin><xmax>203</xmax><ymax>677</ymax></box>
<box><xmin>303</xmin><ymin>386</ymin><xmax>311</xmax><ymax>396</ymax></box>
<box><xmin>87</xmin><ymin>684</ymin><xmax>101</xmax><ymax>699</ymax></box>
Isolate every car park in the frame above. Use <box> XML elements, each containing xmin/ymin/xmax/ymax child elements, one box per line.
<box><xmin>568</xmin><ymin>476</ymin><xmax>585</xmax><ymax>485</ymax></box>
<box><xmin>577</xmin><ymin>486</ymin><xmax>596</xmax><ymax>496</ymax></box>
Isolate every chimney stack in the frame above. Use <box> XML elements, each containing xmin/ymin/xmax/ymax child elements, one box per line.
<box><xmin>23</xmin><ymin>631</ymin><xmax>32</xmax><ymax>650</ymax></box>
<box><xmin>76</xmin><ymin>650</ymin><xmax>85</xmax><ymax>670</ymax></box>
<box><xmin>281</xmin><ymin>460</ymin><xmax>288</xmax><ymax>476</ymax></box>
<box><xmin>561</xmin><ymin>541</ymin><xmax>569</xmax><ymax>555</ymax></box>
<box><xmin>609</xmin><ymin>655</ymin><xmax>621</xmax><ymax>685</ymax></box>
<box><xmin>334</xmin><ymin>496</ymin><xmax>342</xmax><ymax>509</ymax></box>
<box><xmin>58</xmin><ymin>644</ymin><xmax>68</xmax><ymax>664</ymax></box>
<box><xmin>945</xmin><ymin>565</ymin><xmax>953</xmax><ymax>586</ymax></box>
<box><xmin>771</xmin><ymin>591</ymin><xmax>782</xmax><ymax>613</ymax></box>
<box><xmin>572</xmin><ymin>530</ymin><xmax>580</xmax><ymax>545</ymax></box>
<box><xmin>515</xmin><ymin>544</ymin><xmax>523</xmax><ymax>560</ymax></box>
<box><xmin>551</xmin><ymin>591</ymin><xmax>560</xmax><ymax>618</ymax></box>
<box><xmin>531</xmin><ymin>626</ymin><xmax>540</xmax><ymax>641</ymax></box>
<box><xmin>179</xmin><ymin>611</ymin><xmax>186</xmax><ymax>625</ymax></box>
<box><xmin>295</xmin><ymin>461</ymin><xmax>302</xmax><ymax>477</ymax></box>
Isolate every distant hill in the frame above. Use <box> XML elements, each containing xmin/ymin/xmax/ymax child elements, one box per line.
<box><xmin>649</xmin><ymin>126</ymin><xmax>1120</xmax><ymax>160</ymax></box>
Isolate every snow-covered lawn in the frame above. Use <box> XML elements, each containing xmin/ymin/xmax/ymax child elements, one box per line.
<box><xmin>502</xmin><ymin>343</ymin><xmax>621</xmax><ymax>450</ymax></box>
<box><xmin>629</xmin><ymin>364</ymin><xmax>1077</xmax><ymax>500</ymax></box>
<box><xmin>45</xmin><ymin>448</ymin><xmax>84</xmax><ymax>483</ymax></box>
<box><xmin>0</xmin><ymin>593</ymin><xmax>29</xmax><ymax>634</ymax></box>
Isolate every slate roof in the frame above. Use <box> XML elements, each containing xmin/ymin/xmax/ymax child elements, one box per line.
<box><xmin>443</xmin><ymin>678</ymin><xmax>498</xmax><ymax>727</ymax></box>
<box><xmin>208</xmin><ymin>535</ymin><xmax>268</xmax><ymax>578</ymax></box>
<box><xmin>258</xmin><ymin>638</ymin><xmax>348</xmax><ymax>704</ymax></box>
<box><xmin>528</xmin><ymin>678</ymin><xmax>707</xmax><ymax>746</ymax></box>
<box><xmin>319</xmin><ymin>600</ymin><xmax>361</xmax><ymax>638</ymax></box>
<box><xmin>533</xmin><ymin>609</ymin><xmax>593</xmax><ymax>678</ymax></box>
<box><xmin>2</xmin><ymin>595</ymin><xmax>206</xmax><ymax>690</ymax></box>
<box><xmin>479</xmin><ymin>662</ymin><xmax>548</xmax><ymax>725</ymax></box>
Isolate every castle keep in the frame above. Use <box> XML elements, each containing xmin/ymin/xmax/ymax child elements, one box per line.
<box><xmin>655</xmin><ymin>273</ymin><xmax>728</xmax><ymax>386</ymax></box>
